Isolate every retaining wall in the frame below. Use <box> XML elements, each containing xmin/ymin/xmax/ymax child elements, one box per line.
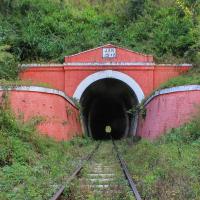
<box><xmin>0</xmin><ymin>86</ymin><xmax>82</xmax><ymax>140</ymax></box>
<box><xmin>137</xmin><ymin>85</ymin><xmax>200</xmax><ymax>139</ymax></box>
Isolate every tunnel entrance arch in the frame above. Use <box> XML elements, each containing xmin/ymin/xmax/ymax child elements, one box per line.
<box><xmin>73</xmin><ymin>70</ymin><xmax>145</xmax><ymax>140</ymax></box>
<box><xmin>73</xmin><ymin>70</ymin><xmax>144</xmax><ymax>103</ymax></box>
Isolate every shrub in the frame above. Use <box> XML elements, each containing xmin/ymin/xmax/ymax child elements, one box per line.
<box><xmin>0</xmin><ymin>45</ymin><xmax>19</xmax><ymax>80</ymax></box>
<box><xmin>0</xmin><ymin>107</ymin><xmax>96</xmax><ymax>200</ymax></box>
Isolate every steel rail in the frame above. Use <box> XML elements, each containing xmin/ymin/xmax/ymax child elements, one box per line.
<box><xmin>112</xmin><ymin>139</ymin><xmax>142</xmax><ymax>200</ymax></box>
<box><xmin>49</xmin><ymin>142</ymin><xmax>101</xmax><ymax>200</ymax></box>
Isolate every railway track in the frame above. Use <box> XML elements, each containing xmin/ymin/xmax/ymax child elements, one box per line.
<box><xmin>50</xmin><ymin>140</ymin><xmax>141</xmax><ymax>200</ymax></box>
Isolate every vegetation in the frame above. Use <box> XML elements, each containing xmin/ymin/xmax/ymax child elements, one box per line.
<box><xmin>0</xmin><ymin>79</ymin><xmax>54</xmax><ymax>88</ymax></box>
<box><xmin>158</xmin><ymin>67</ymin><xmax>200</xmax><ymax>89</ymax></box>
<box><xmin>0</xmin><ymin>1</ymin><xmax>200</xmax><ymax>199</ymax></box>
<box><xmin>143</xmin><ymin>66</ymin><xmax>200</xmax><ymax>99</ymax></box>
<box><xmin>0</xmin><ymin>104</ymin><xmax>97</xmax><ymax>200</ymax></box>
<box><xmin>0</xmin><ymin>0</ymin><xmax>199</xmax><ymax>81</ymax></box>
<box><xmin>117</xmin><ymin>112</ymin><xmax>200</xmax><ymax>199</ymax></box>
<box><xmin>0</xmin><ymin>45</ymin><xmax>18</xmax><ymax>80</ymax></box>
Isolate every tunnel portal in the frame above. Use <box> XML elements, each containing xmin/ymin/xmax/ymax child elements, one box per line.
<box><xmin>80</xmin><ymin>78</ymin><xmax>138</xmax><ymax>140</ymax></box>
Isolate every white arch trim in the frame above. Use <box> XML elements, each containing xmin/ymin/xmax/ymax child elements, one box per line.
<box><xmin>73</xmin><ymin>70</ymin><xmax>145</xmax><ymax>103</ymax></box>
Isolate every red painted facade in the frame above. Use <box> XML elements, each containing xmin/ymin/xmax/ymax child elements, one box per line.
<box><xmin>137</xmin><ymin>90</ymin><xmax>200</xmax><ymax>139</ymax></box>
<box><xmin>20</xmin><ymin>44</ymin><xmax>190</xmax><ymax>97</ymax></box>
<box><xmin>0</xmin><ymin>90</ymin><xmax>82</xmax><ymax>140</ymax></box>
<box><xmin>8</xmin><ymin>44</ymin><xmax>196</xmax><ymax>140</ymax></box>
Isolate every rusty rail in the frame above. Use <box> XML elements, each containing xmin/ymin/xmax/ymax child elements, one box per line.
<box><xmin>49</xmin><ymin>139</ymin><xmax>142</xmax><ymax>200</ymax></box>
<box><xmin>112</xmin><ymin>139</ymin><xmax>142</xmax><ymax>200</ymax></box>
<box><xmin>49</xmin><ymin>142</ymin><xmax>101</xmax><ymax>200</ymax></box>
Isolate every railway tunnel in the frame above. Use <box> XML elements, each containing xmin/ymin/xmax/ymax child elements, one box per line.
<box><xmin>79</xmin><ymin>78</ymin><xmax>139</xmax><ymax>140</ymax></box>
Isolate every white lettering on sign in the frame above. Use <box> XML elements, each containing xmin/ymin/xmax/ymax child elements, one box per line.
<box><xmin>103</xmin><ymin>48</ymin><xmax>116</xmax><ymax>58</ymax></box>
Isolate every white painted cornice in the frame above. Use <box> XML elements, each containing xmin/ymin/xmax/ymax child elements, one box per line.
<box><xmin>0</xmin><ymin>86</ymin><xmax>77</xmax><ymax>108</ymax></box>
<box><xmin>145</xmin><ymin>85</ymin><xmax>200</xmax><ymax>105</ymax></box>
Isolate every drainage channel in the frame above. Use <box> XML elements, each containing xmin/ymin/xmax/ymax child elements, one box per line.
<box><xmin>50</xmin><ymin>141</ymin><xmax>141</xmax><ymax>200</ymax></box>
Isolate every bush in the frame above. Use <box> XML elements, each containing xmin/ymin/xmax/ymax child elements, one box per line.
<box><xmin>0</xmin><ymin>0</ymin><xmax>199</xmax><ymax>64</ymax></box>
<box><xmin>162</xmin><ymin>112</ymin><xmax>200</xmax><ymax>144</ymax></box>
<box><xmin>0</xmin><ymin>45</ymin><xmax>19</xmax><ymax>80</ymax></box>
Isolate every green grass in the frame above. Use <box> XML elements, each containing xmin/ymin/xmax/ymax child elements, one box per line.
<box><xmin>117</xmin><ymin>112</ymin><xmax>200</xmax><ymax>199</ymax></box>
<box><xmin>0</xmin><ymin>108</ymin><xmax>97</xmax><ymax>200</ymax></box>
<box><xmin>141</xmin><ymin>67</ymin><xmax>200</xmax><ymax>103</ymax></box>
<box><xmin>0</xmin><ymin>79</ymin><xmax>54</xmax><ymax>89</ymax></box>
<box><xmin>158</xmin><ymin>67</ymin><xmax>200</xmax><ymax>90</ymax></box>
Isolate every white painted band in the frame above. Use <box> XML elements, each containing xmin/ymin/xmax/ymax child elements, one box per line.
<box><xmin>21</xmin><ymin>63</ymin><xmax>192</xmax><ymax>68</ymax></box>
<box><xmin>73</xmin><ymin>70</ymin><xmax>145</xmax><ymax>103</ymax></box>
<box><xmin>145</xmin><ymin>85</ymin><xmax>200</xmax><ymax>105</ymax></box>
<box><xmin>64</xmin><ymin>62</ymin><xmax>155</xmax><ymax>66</ymax></box>
<box><xmin>21</xmin><ymin>64</ymin><xmax>63</xmax><ymax>68</ymax></box>
<box><xmin>157</xmin><ymin>64</ymin><xmax>193</xmax><ymax>67</ymax></box>
<box><xmin>0</xmin><ymin>86</ymin><xmax>77</xmax><ymax>108</ymax></box>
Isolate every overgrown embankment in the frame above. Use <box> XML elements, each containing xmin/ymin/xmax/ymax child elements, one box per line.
<box><xmin>118</xmin><ymin>113</ymin><xmax>200</xmax><ymax>199</ymax></box>
<box><xmin>0</xmin><ymin>79</ymin><xmax>54</xmax><ymax>89</ymax></box>
<box><xmin>0</xmin><ymin>107</ymin><xmax>96</xmax><ymax>200</ymax></box>
<box><xmin>157</xmin><ymin>67</ymin><xmax>200</xmax><ymax>91</ymax></box>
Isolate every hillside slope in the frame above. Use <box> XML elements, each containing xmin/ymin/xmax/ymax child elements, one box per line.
<box><xmin>0</xmin><ymin>0</ymin><xmax>199</xmax><ymax>80</ymax></box>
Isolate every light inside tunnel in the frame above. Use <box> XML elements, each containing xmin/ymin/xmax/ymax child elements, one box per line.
<box><xmin>105</xmin><ymin>125</ymin><xmax>112</xmax><ymax>133</ymax></box>
<box><xmin>80</xmin><ymin>78</ymin><xmax>138</xmax><ymax>140</ymax></box>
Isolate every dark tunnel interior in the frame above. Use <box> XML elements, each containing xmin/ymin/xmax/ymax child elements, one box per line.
<box><xmin>80</xmin><ymin>78</ymin><xmax>138</xmax><ymax>140</ymax></box>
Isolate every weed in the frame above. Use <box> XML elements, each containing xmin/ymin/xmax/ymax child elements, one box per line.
<box><xmin>0</xmin><ymin>108</ymin><xmax>96</xmax><ymax>200</ymax></box>
<box><xmin>117</xmin><ymin>113</ymin><xmax>200</xmax><ymax>199</ymax></box>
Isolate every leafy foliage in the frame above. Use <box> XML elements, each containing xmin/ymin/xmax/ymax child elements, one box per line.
<box><xmin>0</xmin><ymin>2</ymin><xmax>200</xmax><ymax>199</ymax></box>
<box><xmin>0</xmin><ymin>0</ymin><xmax>199</xmax><ymax>81</ymax></box>
<box><xmin>0</xmin><ymin>106</ymin><xmax>96</xmax><ymax>200</ymax></box>
<box><xmin>0</xmin><ymin>0</ymin><xmax>199</xmax><ymax>66</ymax></box>
<box><xmin>117</xmin><ymin>112</ymin><xmax>200</xmax><ymax>199</ymax></box>
<box><xmin>0</xmin><ymin>45</ymin><xmax>18</xmax><ymax>79</ymax></box>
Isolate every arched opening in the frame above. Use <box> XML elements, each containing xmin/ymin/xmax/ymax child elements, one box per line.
<box><xmin>73</xmin><ymin>70</ymin><xmax>144</xmax><ymax>140</ymax></box>
<box><xmin>80</xmin><ymin>78</ymin><xmax>139</xmax><ymax>140</ymax></box>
